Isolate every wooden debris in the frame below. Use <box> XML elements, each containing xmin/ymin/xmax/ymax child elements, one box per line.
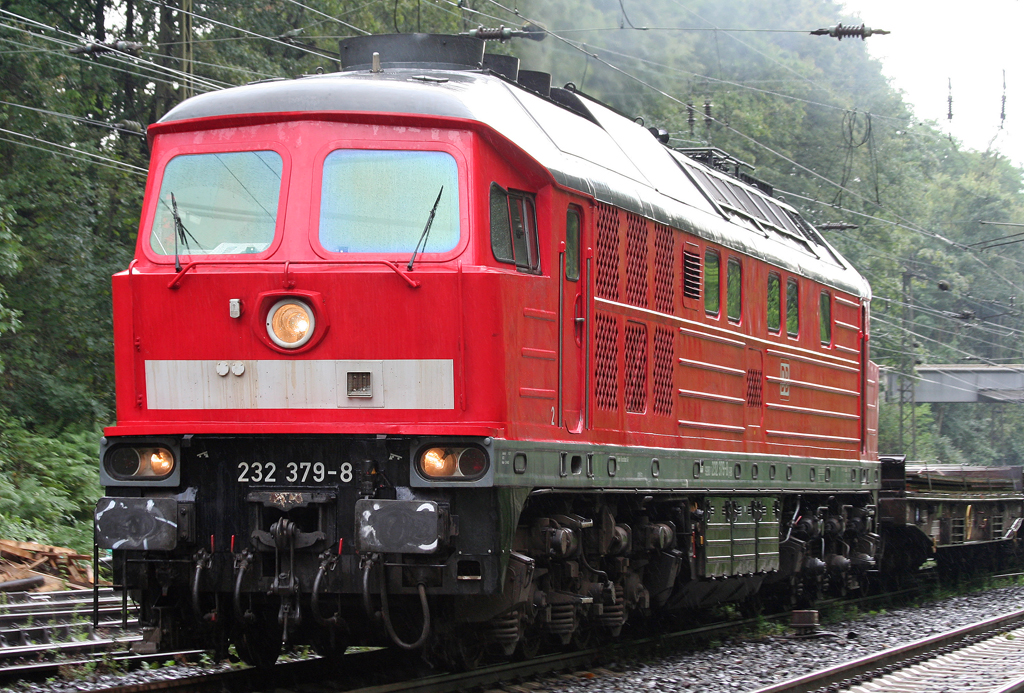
<box><xmin>0</xmin><ymin>539</ymin><xmax>93</xmax><ymax>590</ymax></box>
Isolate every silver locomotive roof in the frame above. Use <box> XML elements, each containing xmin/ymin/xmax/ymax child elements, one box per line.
<box><xmin>159</xmin><ymin>66</ymin><xmax>870</xmax><ymax>299</ymax></box>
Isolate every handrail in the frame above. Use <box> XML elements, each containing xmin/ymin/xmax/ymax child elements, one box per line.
<box><xmin>164</xmin><ymin>259</ymin><xmax>422</xmax><ymax>289</ymax></box>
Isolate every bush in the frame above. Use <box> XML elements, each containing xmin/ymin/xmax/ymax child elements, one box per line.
<box><xmin>0</xmin><ymin>414</ymin><xmax>100</xmax><ymax>554</ymax></box>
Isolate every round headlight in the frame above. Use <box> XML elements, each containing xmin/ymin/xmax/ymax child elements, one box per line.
<box><xmin>458</xmin><ymin>448</ymin><xmax>487</xmax><ymax>477</ymax></box>
<box><xmin>110</xmin><ymin>447</ymin><xmax>141</xmax><ymax>477</ymax></box>
<box><xmin>148</xmin><ymin>449</ymin><xmax>175</xmax><ymax>476</ymax></box>
<box><xmin>420</xmin><ymin>448</ymin><xmax>457</xmax><ymax>477</ymax></box>
<box><xmin>267</xmin><ymin>299</ymin><xmax>314</xmax><ymax>349</ymax></box>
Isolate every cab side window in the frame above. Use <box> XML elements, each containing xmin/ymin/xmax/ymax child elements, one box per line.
<box><xmin>490</xmin><ymin>183</ymin><xmax>540</xmax><ymax>273</ymax></box>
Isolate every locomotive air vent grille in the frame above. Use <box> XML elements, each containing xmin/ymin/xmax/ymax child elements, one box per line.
<box><xmin>653</xmin><ymin>223</ymin><xmax>675</xmax><ymax>313</ymax></box>
<box><xmin>595</xmin><ymin>204</ymin><xmax>620</xmax><ymax>300</ymax></box>
<box><xmin>625</xmin><ymin>213</ymin><xmax>649</xmax><ymax>308</ymax></box>
<box><xmin>683</xmin><ymin>249</ymin><xmax>702</xmax><ymax>300</ymax></box>
<box><xmin>652</xmin><ymin>326</ymin><xmax>675</xmax><ymax>416</ymax></box>
<box><xmin>746</xmin><ymin>368</ymin><xmax>763</xmax><ymax>408</ymax></box>
<box><xmin>624</xmin><ymin>321</ymin><xmax>648</xmax><ymax>413</ymax></box>
<box><xmin>594</xmin><ymin>312</ymin><xmax>619</xmax><ymax>410</ymax></box>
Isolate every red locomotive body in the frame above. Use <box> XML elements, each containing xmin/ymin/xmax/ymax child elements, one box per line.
<box><xmin>96</xmin><ymin>34</ymin><xmax>886</xmax><ymax>665</ymax></box>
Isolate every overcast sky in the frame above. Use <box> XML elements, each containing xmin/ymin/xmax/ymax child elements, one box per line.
<box><xmin>842</xmin><ymin>0</ymin><xmax>1023</xmax><ymax>168</ymax></box>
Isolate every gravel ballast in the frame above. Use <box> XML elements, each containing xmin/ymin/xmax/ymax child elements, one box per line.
<box><xmin>542</xmin><ymin>583</ymin><xmax>1024</xmax><ymax>693</ymax></box>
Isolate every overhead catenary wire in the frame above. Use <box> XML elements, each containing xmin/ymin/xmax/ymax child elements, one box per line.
<box><xmin>138</xmin><ymin>0</ymin><xmax>341</xmax><ymax>64</ymax></box>
<box><xmin>0</xmin><ymin>34</ymin><xmax>218</xmax><ymax>94</ymax></box>
<box><xmin>0</xmin><ymin>10</ymin><xmax>230</xmax><ymax>92</ymax></box>
<box><xmin>0</xmin><ymin>99</ymin><xmax>146</xmax><ymax>138</ymax></box>
<box><xmin>0</xmin><ymin>132</ymin><xmax>147</xmax><ymax>177</ymax></box>
<box><xmin>0</xmin><ymin>126</ymin><xmax>148</xmax><ymax>172</ymax></box>
<box><xmin>0</xmin><ymin>22</ymin><xmax>229</xmax><ymax>93</ymax></box>
<box><xmin>278</xmin><ymin>0</ymin><xmax>371</xmax><ymax>35</ymax></box>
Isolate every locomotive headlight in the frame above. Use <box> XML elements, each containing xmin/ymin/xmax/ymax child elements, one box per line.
<box><xmin>148</xmin><ymin>449</ymin><xmax>174</xmax><ymax>476</ymax></box>
<box><xmin>104</xmin><ymin>446</ymin><xmax>175</xmax><ymax>480</ymax></box>
<box><xmin>420</xmin><ymin>448</ymin><xmax>457</xmax><ymax>477</ymax></box>
<box><xmin>267</xmin><ymin>299</ymin><xmax>314</xmax><ymax>349</ymax></box>
<box><xmin>417</xmin><ymin>445</ymin><xmax>488</xmax><ymax>480</ymax></box>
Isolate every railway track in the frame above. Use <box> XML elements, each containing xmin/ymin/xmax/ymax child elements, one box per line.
<box><xmin>88</xmin><ymin>589</ymin><xmax>924</xmax><ymax>693</ymax></box>
<box><xmin>0</xmin><ymin>581</ymin><xmax>957</xmax><ymax>692</ymax></box>
<box><xmin>750</xmin><ymin>607</ymin><xmax>1024</xmax><ymax>693</ymax></box>
<box><xmin>0</xmin><ymin>588</ymin><xmax>148</xmax><ymax>681</ymax></box>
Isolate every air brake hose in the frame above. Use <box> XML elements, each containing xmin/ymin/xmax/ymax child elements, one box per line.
<box><xmin>233</xmin><ymin>554</ymin><xmax>255</xmax><ymax>624</ymax></box>
<box><xmin>192</xmin><ymin>560</ymin><xmax>205</xmax><ymax>621</ymax></box>
<box><xmin>312</xmin><ymin>559</ymin><xmax>340</xmax><ymax>626</ymax></box>
<box><xmin>362</xmin><ymin>557</ymin><xmax>431</xmax><ymax>650</ymax></box>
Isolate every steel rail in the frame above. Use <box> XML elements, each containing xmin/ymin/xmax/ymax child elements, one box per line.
<box><xmin>749</xmin><ymin>607</ymin><xmax>1024</xmax><ymax>693</ymax></box>
<box><xmin>0</xmin><ymin>649</ymin><xmax>205</xmax><ymax>683</ymax></box>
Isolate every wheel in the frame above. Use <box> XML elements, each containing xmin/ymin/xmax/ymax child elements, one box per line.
<box><xmin>235</xmin><ymin>623</ymin><xmax>282</xmax><ymax>669</ymax></box>
<box><xmin>447</xmin><ymin>633</ymin><xmax>486</xmax><ymax>671</ymax></box>
<box><xmin>311</xmin><ymin>626</ymin><xmax>351</xmax><ymax>665</ymax></box>
<box><xmin>568</xmin><ymin>621</ymin><xmax>595</xmax><ymax>651</ymax></box>
<box><xmin>514</xmin><ymin>632</ymin><xmax>542</xmax><ymax>660</ymax></box>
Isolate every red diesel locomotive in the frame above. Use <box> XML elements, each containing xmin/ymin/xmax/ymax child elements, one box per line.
<box><xmin>95</xmin><ymin>32</ymin><xmax>892</xmax><ymax>667</ymax></box>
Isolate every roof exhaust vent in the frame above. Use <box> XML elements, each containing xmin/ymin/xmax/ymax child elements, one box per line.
<box><xmin>518</xmin><ymin>70</ymin><xmax>551</xmax><ymax>98</ymax></box>
<box><xmin>339</xmin><ymin>34</ymin><xmax>485</xmax><ymax>71</ymax></box>
<box><xmin>482</xmin><ymin>53</ymin><xmax>520</xmax><ymax>81</ymax></box>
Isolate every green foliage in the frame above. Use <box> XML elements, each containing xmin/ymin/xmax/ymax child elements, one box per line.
<box><xmin>0</xmin><ymin>414</ymin><xmax>101</xmax><ymax>552</ymax></box>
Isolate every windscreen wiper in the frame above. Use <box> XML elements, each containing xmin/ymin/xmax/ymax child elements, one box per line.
<box><xmin>170</xmin><ymin>193</ymin><xmax>201</xmax><ymax>272</ymax></box>
<box><xmin>407</xmin><ymin>186</ymin><xmax>444</xmax><ymax>272</ymax></box>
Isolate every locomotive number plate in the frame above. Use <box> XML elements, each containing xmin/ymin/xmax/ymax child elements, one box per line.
<box><xmin>236</xmin><ymin>461</ymin><xmax>354</xmax><ymax>484</ymax></box>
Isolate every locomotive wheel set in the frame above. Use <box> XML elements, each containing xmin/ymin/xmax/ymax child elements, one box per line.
<box><xmin>92</xmin><ymin>32</ymin><xmax>1022</xmax><ymax>668</ymax></box>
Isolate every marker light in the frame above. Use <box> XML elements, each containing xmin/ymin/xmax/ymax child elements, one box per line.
<box><xmin>418</xmin><ymin>445</ymin><xmax>489</xmax><ymax>480</ymax></box>
<box><xmin>105</xmin><ymin>446</ymin><xmax>176</xmax><ymax>480</ymax></box>
<box><xmin>458</xmin><ymin>448</ymin><xmax>487</xmax><ymax>476</ymax></box>
<box><xmin>267</xmin><ymin>299</ymin><xmax>314</xmax><ymax>348</ymax></box>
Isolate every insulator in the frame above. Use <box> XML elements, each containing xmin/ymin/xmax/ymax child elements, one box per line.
<box><xmin>810</xmin><ymin>23</ymin><xmax>888</xmax><ymax>40</ymax></box>
<box><xmin>69</xmin><ymin>40</ymin><xmax>143</xmax><ymax>56</ymax></box>
<box><xmin>687</xmin><ymin>101</ymin><xmax>695</xmax><ymax>136</ymax></box>
<box><xmin>703</xmin><ymin>98</ymin><xmax>712</xmax><ymax>127</ymax></box>
<box><xmin>470</xmin><ymin>25</ymin><xmax>515</xmax><ymax>41</ymax></box>
<box><xmin>114</xmin><ymin>120</ymin><xmax>145</xmax><ymax>134</ymax></box>
<box><xmin>466</xmin><ymin>23</ymin><xmax>545</xmax><ymax>42</ymax></box>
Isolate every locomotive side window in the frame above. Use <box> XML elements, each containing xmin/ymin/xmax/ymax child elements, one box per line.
<box><xmin>727</xmin><ymin>257</ymin><xmax>742</xmax><ymax>322</ymax></box>
<box><xmin>319</xmin><ymin>150</ymin><xmax>459</xmax><ymax>254</ymax></box>
<box><xmin>150</xmin><ymin>150</ymin><xmax>283</xmax><ymax>256</ymax></box>
<box><xmin>490</xmin><ymin>184</ymin><xmax>513</xmax><ymax>262</ymax></box>
<box><xmin>820</xmin><ymin>290</ymin><xmax>832</xmax><ymax>345</ymax></box>
<box><xmin>565</xmin><ymin>208</ymin><xmax>580</xmax><ymax>281</ymax></box>
<box><xmin>786</xmin><ymin>278</ymin><xmax>799</xmax><ymax>336</ymax></box>
<box><xmin>490</xmin><ymin>183</ymin><xmax>540</xmax><ymax>273</ymax></box>
<box><xmin>704</xmin><ymin>249</ymin><xmax>720</xmax><ymax>316</ymax></box>
<box><xmin>767</xmin><ymin>273</ymin><xmax>781</xmax><ymax>333</ymax></box>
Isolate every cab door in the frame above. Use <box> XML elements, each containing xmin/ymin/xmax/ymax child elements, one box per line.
<box><xmin>559</xmin><ymin>206</ymin><xmax>586</xmax><ymax>433</ymax></box>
